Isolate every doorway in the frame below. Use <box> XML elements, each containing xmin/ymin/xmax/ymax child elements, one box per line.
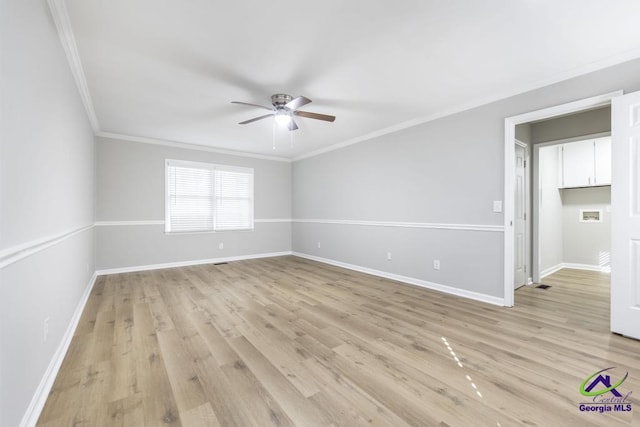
<box><xmin>518</xmin><ymin>109</ymin><xmax>612</xmax><ymax>287</ymax></box>
<box><xmin>503</xmin><ymin>91</ymin><xmax>622</xmax><ymax>307</ymax></box>
<box><xmin>533</xmin><ymin>133</ymin><xmax>611</xmax><ymax>283</ymax></box>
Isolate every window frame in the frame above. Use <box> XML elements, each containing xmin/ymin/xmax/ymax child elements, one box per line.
<box><xmin>165</xmin><ymin>159</ymin><xmax>254</xmax><ymax>234</ymax></box>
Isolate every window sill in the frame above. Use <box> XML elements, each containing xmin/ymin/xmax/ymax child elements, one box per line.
<box><xmin>165</xmin><ymin>228</ymin><xmax>254</xmax><ymax>235</ymax></box>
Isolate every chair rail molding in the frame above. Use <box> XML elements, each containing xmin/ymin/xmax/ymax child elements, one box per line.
<box><xmin>0</xmin><ymin>224</ymin><xmax>94</xmax><ymax>269</ymax></box>
<box><xmin>293</xmin><ymin>218</ymin><xmax>504</xmax><ymax>232</ymax></box>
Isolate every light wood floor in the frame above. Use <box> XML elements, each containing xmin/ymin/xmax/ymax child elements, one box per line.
<box><xmin>38</xmin><ymin>257</ymin><xmax>640</xmax><ymax>426</ymax></box>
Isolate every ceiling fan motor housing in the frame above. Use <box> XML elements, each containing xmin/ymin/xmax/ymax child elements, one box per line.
<box><xmin>271</xmin><ymin>93</ymin><xmax>293</xmax><ymax>107</ymax></box>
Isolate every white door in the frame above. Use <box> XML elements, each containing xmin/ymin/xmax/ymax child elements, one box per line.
<box><xmin>611</xmin><ymin>91</ymin><xmax>640</xmax><ymax>339</ymax></box>
<box><xmin>514</xmin><ymin>144</ymin><xmax>527</xmax><ymax>288</ymax></box>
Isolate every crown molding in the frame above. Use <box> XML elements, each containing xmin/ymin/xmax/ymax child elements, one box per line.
<box><xmin>293</xmin><ymin>49</ymin><xmax>640</xmax><ymax>162</ymax></box>
<box><xmin>96</xmin><ymin>132</ymin><xmax>292</xmax><ymax>162</ymax></box>
<box><xmin>47</xmin><ymin>0</ymin><xmax>100</xmax><ymax>132</ymax></box>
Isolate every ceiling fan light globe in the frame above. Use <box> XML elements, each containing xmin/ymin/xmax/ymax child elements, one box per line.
<box><xmin>274</xmin><ymin>112</ymin><xmax>292</xmax><ymax>126</ymax></box>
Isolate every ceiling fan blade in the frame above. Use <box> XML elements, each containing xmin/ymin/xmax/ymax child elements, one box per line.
<box><xmin>288</xmin><ymin>118</ymin><xmax>299</xmax><ymax>131</ymax></box>
<box><xmin>294</xmin><ymin>110</ymin><xmax>336</xmax><ymax>122</ymax></box>
<box><xmin>231</xmin><ymin>101</ymin><xmax>274</xmax><ymax>112</ymax></box>
<box><xmin>285</xmin><ymin>96</ymin><xmax>312</xmax><ymax>111</ymax></box>
<box><xmin>239</xmin><ymin>113</ymin><xmax>273</xmax><ymax>125</ymax></box>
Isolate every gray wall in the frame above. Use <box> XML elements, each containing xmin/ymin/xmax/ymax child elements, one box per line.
<box><xmin>95</xmin><ymin>137</ymin><xmax>292</xmax><ymax>270</ymax></box>
<box><xmin>531</xmin><ymin>106</ymin><xmax>611</xmax><ymax>143</ymax></box>
<box><xmin>0</xmin><ymin>1</ymin><xmax>96</xmax><ymax>425</ymax></box>
<box><xmin>515</xmin><ymin>123</ymin><xmax>532</xmax><ymax>144</ymax></box>
<box><xmin>561</xmin><ymin>187</ymin><xmax>611</xmax><ymax>268</ymax></box>
<box><xmin>292</xmin><ymin>58</ymin><xmax>640</xmax><ymax>300</ymax></box>
<box><xmin>537</xmin><ymin>146</ymin><xmax>564</xmax><ymax>273</ymax></box>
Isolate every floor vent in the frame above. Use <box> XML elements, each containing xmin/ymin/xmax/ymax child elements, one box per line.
<box><xmin>535</xmin><ymin>284</ymin><xmax>552</xmax><ymax>289</ymax></box>
<box><xmin>213</xmin><ymin>262</ymin><xmax>229</xmax><ymax>266</ymax></box>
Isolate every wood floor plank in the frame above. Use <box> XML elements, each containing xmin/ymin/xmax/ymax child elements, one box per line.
<box><xmin>132</xmin><ymin>303</ymin><xmax>182</xmax><ymax>426</ymax></box>
<box><xmin>178</xmin><ymin>402</ymin><xmax>221</xmax><ymax>427</ymax></box>
<box><xmin>178</xmin><ymin>318</ymin><xmax>257</xmax><ymax>427</ymax></box>
<box><xmin>108</xmin><ymin>298</ymin><xmax>137</xmax><ymax>402</ymax></box>
<box><xmin>188</xmin><ymin>309</ymin><xmax>239</xmax><ymax>367</ymax></box>
<box><xmin>219</xmin><ymin>357</ymin><xmax>296</xmax><ymax>427</ymax></box>
<box><xmin>38</xmin><ymin>257</ymin><xmax>640</xmax><ymax>426</ymax></box>
<box><xmin>228</xmin><ymin>336</ymin><xmax>332</xmax><ymax>427</ymax></box>
<box><xmin>156</xmin><ymin>329</ymin><xmax>208</xmax><ymax>416</ymax></box>
<box><xmin>105</xmin><ymin>395</ymin><xmax>145</xmax><ymax>427</ymax></box>
<box><xmin>235</xmin><ymin>309</ymin><xmax>323</xmax><ymax>398</ymax></box>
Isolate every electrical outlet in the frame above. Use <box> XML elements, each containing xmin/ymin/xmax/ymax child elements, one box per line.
<box><xmin>387</xmin><ymin>251</ymin><xmax>392</xmax><ymax>261</ymax></box>
<box><xmin>219</xmin><ymin>242</ymin><xmax>224</xmax><ymax>250</ymax></box>
<box><xmin>433</xmin><ymin>260</ymin><xmax>441</xmax><ymax>270</ymax></box>
<box><xmin>43</xmin><ymin>317</ymin><xmax>50</xmax><ymax>342</ymax></box>
<box><xmin>317</xmin><ymin>242</ymin><xmax>321</xmax><ymax>249</ymax></box>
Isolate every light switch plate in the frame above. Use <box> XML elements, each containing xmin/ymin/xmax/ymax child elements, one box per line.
<box><xmin>493</xmin><ymin>200</ymin><xmax>503</xmax><ymax>212</ymax></box>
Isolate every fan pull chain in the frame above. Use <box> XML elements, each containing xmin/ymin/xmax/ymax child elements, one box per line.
<box><xmin>272</xmin><ymin>120</ymin><xmax>276</xmax><ymax>150</ymax></box>
<box><xmin>290</xmin><ymin>125</ymin><xmax>294</xmax><ymax>148</ymax></box>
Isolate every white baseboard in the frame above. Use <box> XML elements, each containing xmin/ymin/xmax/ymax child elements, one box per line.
<box><xmin>96</xmin><ymin>251</ymin><xmax>293</xmax><ymax>275</ymax></box>
<box><xmin>540</xmin><ymin>262</ymin><xmax>610</xmax><ymax>279</ymax></box>
<box><xmin>292</xmin><ymin>252</ymin><xmax>505</xmax><ymax>306</ymax></box>
<box><xmin>562</xmin><ymin>262</ymin><xmax>611</xmax><ymax>273</ymax></box>
<box><xmin>20</xmin><ymin>272</ymin><xmax>98</xmax><ymax>427</ymax></box>
<box><xmin>540</xmin><ymin>263</ymin><xmax>565</xmax><ymax>279</ymax></box>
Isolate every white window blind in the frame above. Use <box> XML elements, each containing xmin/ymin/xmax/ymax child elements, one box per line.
<box><xmin>166</xmin><ymin>160</ymin><xmax>253</xmax><ymax>233</ymax></box>
<box><xmin>214</xmin><ymin>168</ymin><xmax>254</xmax><ymax>230</ymax></box>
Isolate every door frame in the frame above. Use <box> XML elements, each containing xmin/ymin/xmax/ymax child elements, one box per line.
<box><xmin>503</xmin><ymin>90</ymin><xmax>622</xmax><ymax>307</ymax></box>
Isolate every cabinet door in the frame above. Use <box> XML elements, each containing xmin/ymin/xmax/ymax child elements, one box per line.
<box><xmin>594</xmin><ymin>136</ymin><xmax>611</xmax><ymax>185</ymax></box>
<box><xmin>562</xmin><ymin>140</ymin><xmax>594</xmax><ymax>187</ymax></box>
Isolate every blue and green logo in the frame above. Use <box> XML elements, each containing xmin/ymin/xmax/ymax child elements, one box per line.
<box><xmin>578</xmin><ymin>367</ymin><xmax>633</xmax><ymax>414</ymax></box>
<box><xmin>580</xmin><ymin>367</ymin><xmax>628</xmax><ymax>397</ymax></box>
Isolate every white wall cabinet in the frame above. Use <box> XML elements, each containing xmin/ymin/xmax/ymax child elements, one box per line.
<box><xmin>593</xmin><ymin>137</ymin><xmax>611</xmax><ymax>185</ymax></box>
<box><xmin>561</xmin><ymin>140</ymin><xmax>594</xmax><ymax>187</ymax></box>
<box><xmin>560</xmin><ymin>136</ymin><xmax>611</xmax><ymax>188</ymax></box>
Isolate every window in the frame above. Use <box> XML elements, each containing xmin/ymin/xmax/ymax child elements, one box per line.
<box><xmin>165</xmin><ymin>159</ymin><xmax>253</xmax><ymax>233</ymax></box>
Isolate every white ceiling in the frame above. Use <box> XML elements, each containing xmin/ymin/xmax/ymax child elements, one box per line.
<box><xmin>60</xmin><ymin>0</ymin><xmax>640</xmax><ymax>159</ymax></box>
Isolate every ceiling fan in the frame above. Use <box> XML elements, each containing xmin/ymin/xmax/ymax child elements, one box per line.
<box><xmin>232</xmin><ymin>94</ymin><xmax>336</xmax><ymax>131</ymax></box>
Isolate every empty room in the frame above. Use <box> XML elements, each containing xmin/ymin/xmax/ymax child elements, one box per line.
<box><xmin>3</xmin><ymin>1</ymin><xmax>640</xmax><ymax>426</ymax></box>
